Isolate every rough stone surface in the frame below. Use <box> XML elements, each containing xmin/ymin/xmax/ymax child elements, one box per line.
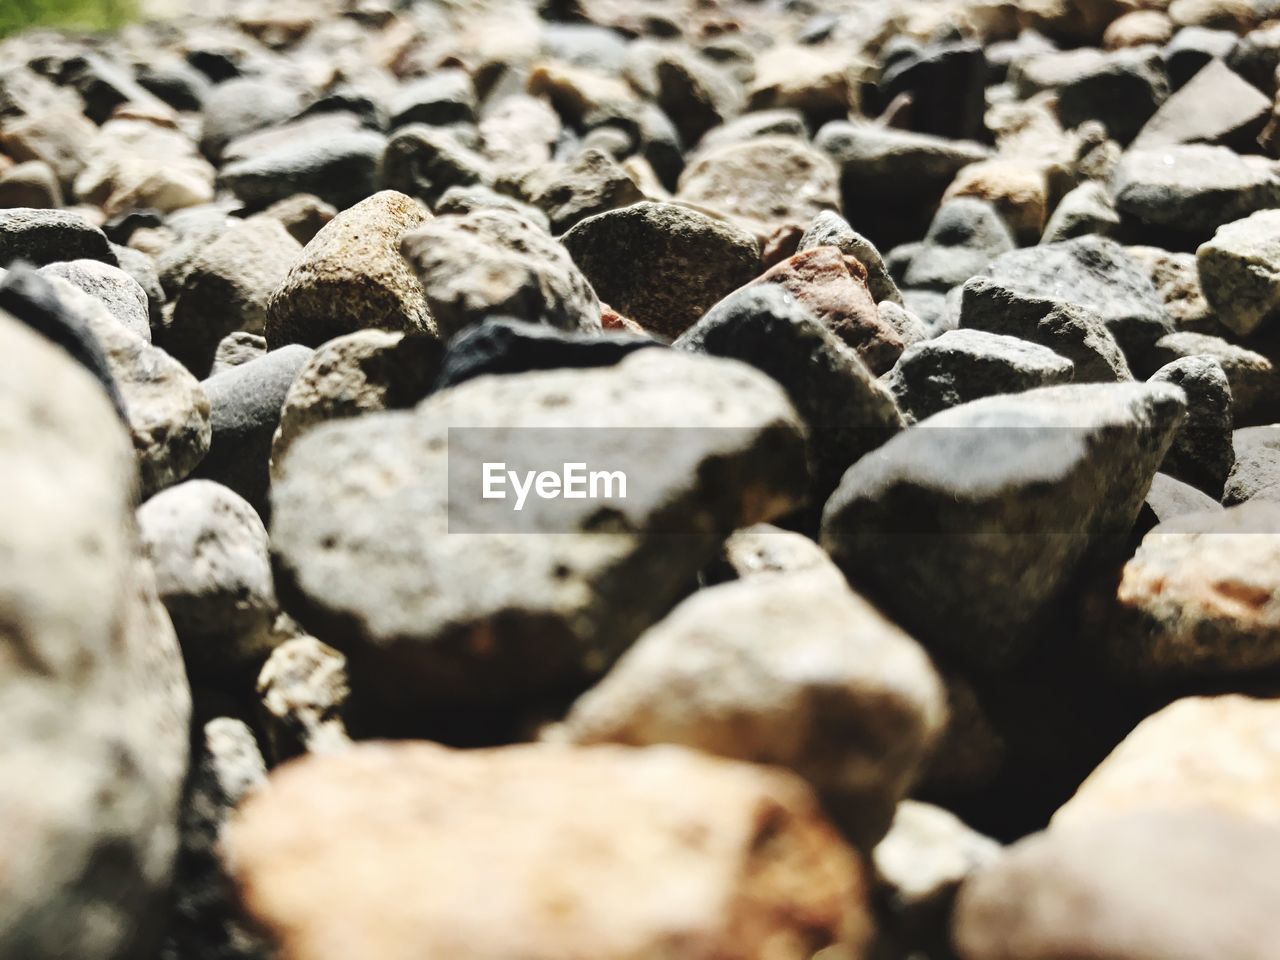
<box><xmin>798</xmin><ymin>209</ymin><xmax>903</xmax><ymax>306</ymax></box>
<box><xmin>887</xmin><ymin>329</ymin><xmax>1075</xmax><ymax>424</ymax></box>
<box><xmin>901</xmin><ymin>199</ymin><xmax>1015</xmax><ymax>293</ymax></box>
<box><xmin>1150</xmin><ymin>331</ymin><xmax>1276</xmax><ymax>424</ymax></box>
<box><xmin>822</xmin><ymin>382</ymin><xmax>1186</xmax><ymax>669</ymax></box>
<box><xmin>676</xmin><ymin>136</ymin><xmax>840</xmax><ymax>240</ymax></box>
<box><xmin>270</xmin><ymin>350</ymin><xmax>807</xmax><ymax>723</ymax></box>
<box><xmin>0</xmin><ymin>207</ymin><xmax>116</xmax><ymax>267</ymax></box>
<box><xmin>1113</xmin><ymin>145</ymin><xmax>1280</xmax><ymax>244</ymax></box>
<box><xmin>272</xmin><ymin>330</ymin><xmax>444</xmax><ymax>475</ymax></box>
<box><xmin>227</xmin><ymin>743</ymin><xmax>873</xmax><ymax>960</ymax></box>
<box><xmin>561</xmin><ymin>201</ymin><xmax>760</xmax><ymax>341</ymax></box>
<box><xmin>195</xmin><ymin>346</ymin><xmax>314</xmax><ymax>518</ymax></box>
<box><xmin>984</xmin><ymin>236</ymin><xmax>1173</xmax><ymax>364</ymax></box>
<box><xmin>953</xmin><ymin>812</ymin><xmax>1280</xmax><ymax>960</ymax></box>
<box><xmin>1197</xmin><ymin>208</ymin><xmax>1280</xmax><ymax>338</ymax></box>
<box><xmin>1127</xmin><ymin>244</ymin><xmax>1215</xmax><ymax>332</ymax></box>
<box><xmin>959</xmin><ymin>277</ymin><xmax>1132</xmax><ymax>383</ymax></box>
<box><xmin>0</xmin><ymin>311</ymin><xmax>190</xmax><ymax>960</ymax></box>
<box><xmin>676</xmin><ymin>284</ymin><xmax>903</xmax><ymax>499</ymax></box>
<box><xmin>522</xmin><ymin>147</ymin><xmax>645</xmax><ymax>233</ymax></box>
<box><xmin>266</xmin><ymin>191</ymin><xmax>431</xmax><ymax>349</ymax></box>
<box><xmin>40</xmin><ymin>259</ymin><xmax>149</xmax><ymax>341</ymax></box>
<box><xmin>1103</xmin><ymin>502</ymin><xmax>1280</xmax><ymax>677</ymax></box>
<box><xmin>1054</xmin><ymin>695</ymin><xmax>1280</xmax><ymax>828</ymax></box>
<box><xmin>138</xmin><ymin>480</ymin><xmax>279</xmax><ymax>677</ymax></box>
<box><xmin>749</xmin><ymin>246</ymin><xmax>903</xmax><ymax>375</ymax></box>
<box><xmin>1149</xmin><ymin>355</ymin><xmax>1234</xmax><ymax>497</ymax></box>
<box><xmin>257</xmin><ymin>636</ymin><xmax>352</xmax><ymax>761</ymax></box>
<box><xmin>561</xmin><ymin>570</ymin><xmax>946</xmax><ymax>851</ymax></box>
<box><xmin>402</xmin><ymin>208</ymin><xmax>600</xmax><ymax>339</ymax></box>
<box><xmin>1224</xmin><ymin>424</ymin><xmax>1280</xmax><ymax>504</ymax></box>
<box><xmin>211</xmin><ymin>332</ymin><xmax>268</xmax><ymax>377</ymax></box>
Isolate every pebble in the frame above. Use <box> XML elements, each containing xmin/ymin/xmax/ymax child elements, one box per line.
<box><xmin>520</xmin><ymin>146</ymin><xmax>645</xmax><ymax>233</ymax></box>
<box><xmin>798</xmin><ymin>209</ymin><xmax>904</xmax><ymax>306</ymax></box>
<box><xmin>40</xmin><ymin>258</ymin><xmax>150</xmax><ymax>341</ymax></box>
<box><xmin>1196</xmin><ymin>208</ymin><xmax>1280</xmax><ymax>337</ymax></box>
<box><xmin>822</xmin><ymin>382</ymin><xmax>1185</xmax><ymax>670</ymax></box>
<box><xmin>139</xmin><ymin>480</ymin><xmax>279</xmax><ymax>677</ymax></box>
<box><xmin>676</xmin><ymin>283</ymin><xmax>903</xmax><ymax>499</ymax></box>
<box><xmin>886</xmin><ymin>328</ymin><xmax>1075</xmax><ymax>423</ymax></box>
<box><xmin>676</xmin><ymin>135</ymin><xmax>840</xmax><ymax>241</ymax></box>
<box><xmin>1148</xmin><ymin>354</ymin><xmax>1234</xmax><ymax>496</ymax></box>
<box><xmin>270</xmin><ymin>351</ymin><xmax>806</xmax><ymax>727</ymax></box>
<box><xmin>901</xmin><ymin>197</ymin><xmax>1015</xmax><ymax>292</ymax></box>
<box><xmin>561</xmin><ymin>200</ymin><xmax>758</xmax><ymax>340</ymax></box>
<box><xmin>959</xmin><ymin>277</ymin><xmax>1133</xmax><ymax>383</ymax></box>
<box><xmin>1133</xmin><ymin>57</ymin><xmax>1270</xmax><ymax>151</ymax></box>
<box><xmin>227</xmin><ymin>743</ymin><xmax>872</xmax><ymax>960</ymax></box>
<box><xmin>1113</xmin><ymin>144</ymin><xmax>1280</xmax><ymax>245</ymax></box>
<box><xmin>984</xmin><ymin>235</ymin><xmax>1173</xmax><ymax>364</ymax></box>
<box><xmin>953</xmin><ymin>812</ymin><xmax>1280</xmax><ymax>960</ymax></box>
<box><xmin>1149</xmin><ymin>330</ymin><xmax>1276</xmax><ymax>424</ymax></box>
<box><xmin>561</xmin><ymin>570</ymin><xmax>946</xmax><ymax>851</ymax></box>
<box><xmin>0</xmin><ymin>207</ymin><xmax>116</xmax><ymax>267</ymax></box>
<box><xmin>750</xmin><ymin>245</ymin><xmax>903</xmax><ymax>374</ymax></box>
<box><xmin>266</xmin><ymin>191</ymin><xmax>431</xmax><ymax>349</ymax></box>
<box><xmin>218</xmin><ymin>125</ymin><xmax>386</xmax><ymax>211</ymax></box>
<box><xmin>0</xmin><ymin>309</ymin><xmax>190</xmax><ymax>960</ymax></box>
<box><xmin>1102</xmin><ymin>501</ymin><xmax>1280</xmax><ymax>676</ymax></box>
<box><xmin>1054</xmin><ymin>695</ymin><xmax>1280</xmax><ymax>828</ymax></box>
<box><xmin>170</xmin><ymin>217</ymin><xmax>302</xmax><ymax>375</ymax></box>
<box><xmin>195</xmin><ymin>345</ymin><xmax>314</xmax><ymax>517</ymax></box>
<box><xmin>1225</xmin><ymin>424</ymin><xmax>1280</xmax><ymax>504</ymax></box>
<box><xmin>403</xmin><ymin>208</ymin><xmax>599</xmax><ymax>338</ymax></box>
<box><xmin>257</xmin><ymin>637</ymin><xmax>352</xmax><ymax>760</ymax></box>
<box><xmin>272</xmin><ymin>329</ymin><xmax>443</xmax><ymax>472</ymax></box>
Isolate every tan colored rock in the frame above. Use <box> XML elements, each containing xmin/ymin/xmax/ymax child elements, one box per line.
<box><xmin>954</xmin><ymin>812</ymin><xmax>1280</xmax><ymax>960</ymax></box>
<box><xmin>0</xmin><ymin>107</ymin><xmax>98</xmax><ymax>191</ymax></box>
<box><xmin>266</xmin><ymin>191</ymin><xmax>433</xmax><ymax>348</ymax></box>
<box><xmin>227</xmin><ymin>742</ymin><xmax>873</xmax><ymax>960</ymax></box>
<box><xmin>677</xmin><ymin>136</ymin><xmax>840</xmax><ymax>241</ymax></box>
<box><xmin>943</xmin><ymin>158</ymin><xmax>1048</xmax><ymax>245</ymax></box>
<box><xmin>1102</xmin><ymin>502</ymin><xmax>1280</xmax><ymax>677</ymax></box>
<box><xmin>527</xmin><ymin>61</ymin><xmax>636</xmax><ymax>125</ymax></box>
<box><xmin>1054</xmin><ymin>695</ymin><xmax>1280</xmax><ymax>829</ymax></box>
<box><xmin>746</xmin><ymin>44</ymin><xmax>864</xmax><ymax>116</ymax></box>
<box><xmin>270</xmin><ymin>329</ymin><xmax>443</xmax><ymax>476</ymax></box>
<box><xmin>1103</xmin><ymin>10</ymin><xmax>1175</xmax><ymax>48</ymax></box>
<box><xmin>73</xmin><ymin>119</ymin><xmax>215</xmax><ymax>216</ymax></box>
<box><xmin>562</xmin><ymin>571</ymin><xmax>946</xmax><ymax>850</ymax></box>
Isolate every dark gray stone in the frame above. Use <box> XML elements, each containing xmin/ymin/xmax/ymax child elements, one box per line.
<box><xmin>886</xmin><ymin>329</ymin><xmax>1074</xmax><ymax>423</ymax></box>
<box><xmin>1055</xmin><ymin>47</ymin><xmax>1168</xmax><ymax>144</ymax></box>
<box><xmin>1149</xmin><ymin>355</ymin><xmax>1234</xmax><ymax>498</ymax></box>
<box><xmin>1224</xmin><ymin>425</ymin><xmax>1280</xmax><ymax>505</ymax></box>
<box><xmin>0</xmin><ymin>208</ymin><xmax>116</xmax><ymax>268</ymax></box>
<box><xmin>195</xmin><ymin>346</ymin><xmax>314</xmax><ymax>518</ymax></box>
<box><xmin>821</xmin><ymin>382</ymin><xmax>1186</xmax><ymax>670</ymax></box>
<box><xmin>560</xmin><ymin>201</ymin><xmax>760</xmax><ymax>341</ymax></box>
<box><xmin>381</xmin><ymin>124</ymin><xmax>492</xmax><ymax>207</ymax></box>
<box><xmin>389</xmin><ymin>70</ymin><xmax>477</xmax><ymax>129</ymax></box>
<box><xmin>880</xmin><ymin>41</ymin><xmax>987</xmax><ymax>141</ymax></box>
<box><xmin>902</xmin><ymin>199</ymin><xmax>1015</xmax><ymax>293</ymax></box>
<box><xmin>676</xmin><ymin>284</ymin><xmax>904</xmax><ymax>498</ymax></box>
<box><xmin>1164</xmin><ymin>27</ymin><xmax>1237</xmax><ymax>90</ymax></box>
<box><xmin>1149</xmin><ymin>331</ymin><xmax>1277</xmax><ymax>425</ymax></box>
<box><xmin>438</xmin><ymin>317</ymin><xmax>658</xmax><ymax>390</ymax></box>
<box><xmin>218</xmin><ymin>128</ymin><xmax>387</xmax><ymax>211</ymax></box>
<box><xmin>983</xmin><ymin>236</ymin><xmax>1172</xmax><ymax>366</ymax></box>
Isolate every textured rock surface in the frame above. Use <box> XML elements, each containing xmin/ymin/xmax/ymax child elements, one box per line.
<box><xmin>887</xmin><ymin>329</ymin><xmax>1074</xmax><ymax>423</ymax></box>
<box><xmin>953</xmin><ymin>812</ymin><xmax>1280</xmax><ymax>960</ymax></box>
<box><xmin>1197</xmin><ymin>208</ymin><xmax>1280</xmax><ymax>338</ymax></box>
<box><xmin>267</xmin><ymin>191</ymin><xmax>432</xmax><ymax>349</ymax></box>
<box><xmin>1101</xmin><ymin>502</ymin><xmax>1280</xmax><ymax>677</ymax></box>
<box><xmin>227</xmin><ymin>743</ymin><xmax>873</xmax><ymax>960</ymax></box>
<box><xmin>1148</xmin><ymin>355</ymin><xmax>1233</xmax><ymax>497</ymax></box>
<box><xmin>402</xmin><ymin>208</ymin><xmax>600</xmax><ymax>339</ymax></box>
<box><xmin>138</xmin><ymin>480</ymin><xmax>279</xmax><ymax>677</ymax></box>
<box><xmin>676</xmin><ymin>284</ymin><xmax>903</xmax><ymax>499</ymax></box>
<box><xmin>0</xmin><ymin>311</ymin><xmax>190</xmax><ymax>960</ymax></box>
<box><xmin>257</xmin><ymin>636</ymin><xmax>352</xmax><ymax>761</ymax></box>
<box><xmin>271</xmin><ymin>350</ymin><xmax>807</xmax><ymax>724</ymax></box>
<box><xmin>1054</xmin><ymin>695</ymin><xmax>1280</xmax><ymax>829</ymax></box>
<box><xmin>822</xmin><ymin>382</ymin><xmax>1185</xmax><ymax>669</ymax></box>
<box><xmin>561</xmin><ymin>201</ymin><xmax>760</xmax><ymax>340</ymax></box>
<box><xmin>562</xmin><ymin>570</ymin><xmax>946</xmax><ymax>850</ymax></box>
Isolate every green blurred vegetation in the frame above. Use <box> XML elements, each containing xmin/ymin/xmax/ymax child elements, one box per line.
<box><xmin>0</xmin><ymin>0</ymin><xmax>139</xmax><ymax>36</ymax></box>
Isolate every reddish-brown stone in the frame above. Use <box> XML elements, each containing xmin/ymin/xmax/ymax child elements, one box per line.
<box><xmin>749</xmin><ymin>246</ymin><xmax>904</xmax><ymax>374</ymax></box>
